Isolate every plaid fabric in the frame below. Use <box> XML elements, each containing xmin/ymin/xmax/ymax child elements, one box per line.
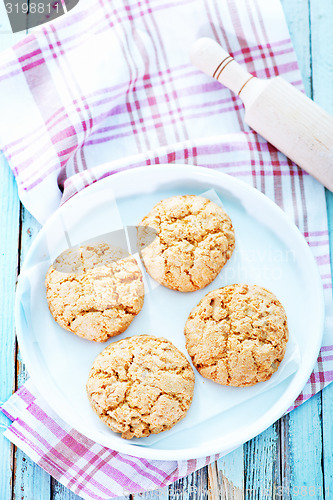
<box><xmin>0</xmin><ymin>0</ymin><xmax>303</xmax><ymax>221</ymax></box>
<box><xmin>2</xmin><ymin>380</ymin><xmax>218</xmax><ymax>499</ymax></box>
<box><xmin>0</xmin><ymin>0</ymin><xmax>332</xmax><ymax>498</ymax></box>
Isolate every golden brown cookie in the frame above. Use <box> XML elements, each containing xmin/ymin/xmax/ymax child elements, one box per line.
<box><xmin>45</xmin><ymin>243</ymin><xmax>144</xmax><ymax>342</ymax></box>
<box><xmin>184</xmin><ymin>284</ymin><xmax>289</xmax><ymax>386</ymax></box>
<box><xmin>86</xmin><ymin>335</ymin><xmax>195</xmax><ymax>439</ymax></box>
<box><xmin>137</xmin><ymin>195</ymin><xmax>235</xmax><ymax>292</ymax></box>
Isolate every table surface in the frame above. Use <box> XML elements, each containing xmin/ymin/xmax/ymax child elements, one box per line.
<box><xmin>0</xmin><ymin>1</ymin><xmax>332</xmax><ymax>499</ymax></box>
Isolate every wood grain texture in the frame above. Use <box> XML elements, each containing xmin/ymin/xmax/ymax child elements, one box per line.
<box><xmin>12</xmin><ymin>207</ymin><xmax>52</xmax><ymax>500</ymax></box>
<box><xmin>208</xmin><ymin>447</ymin><xmax>244</xmax><ymax>500</ymax></box>
<box><xmin>310</xmin><ymin>2</ymin><xmax>333</xmax><ymax>497</ymax></box>
<box><xmin>279</xmin><ymin>3</ymin><xmax>328</xmax><ymax>498</ymax></box>
<box><xmin>322</xmin><ymin>384</ymin><xmax>333</xmax><ymax>496</ymax></box>
<box><xmin>13</xmin><ymin>450</ymin><xmax>51</xmax><ymax>500</ymax></box>
<box><xmin>280</xmin><ymin>0</ymin><xmax>311</xmax><ymax>97</ymax></box>
<box><xmin>0</xmin><ymin>154</ymin><xmax>20</xmax><ymax>500</ymax></box>
<box><xmin>280</xmin><ymin>414</ymin><xmax>291</xmax><ymax>499</ymax></box>
<box><xmin>287</xmin><ymin>393</ymin><xmax>324</xmax><ymax>499</ymax></box>
<box><xmin>309</xmin><ymin>0</ymin><xmax>333</xmax><ymax>282</ymax></box>
<box><xmin>244</xmin><ymin>425</ymin><xmax>280</xmax><ymax>499</ymax></box>
<box><xmin>0</xmin><ymin>10</ymin><xmax>24</xmax><ymax>500</ymax></box>
<box><xmin>310</xmin><ymin>0</ymin><xmax>333</xmax><ymax>110</ymax></box>
<box><xmin>169</xmin><ymin>467</ymin><xmax>208</xmax><ymax>500</ymax></box>
<box><xmin>51</xmin><ymin>480</ymin><xmax>87</xmax><ymax>500</ymax></box>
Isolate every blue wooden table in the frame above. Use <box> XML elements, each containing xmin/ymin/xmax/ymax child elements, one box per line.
<box><xmin>0</xmin><ymin>0</ymin><xmax>332</xmax><ymax>499</ymax></box>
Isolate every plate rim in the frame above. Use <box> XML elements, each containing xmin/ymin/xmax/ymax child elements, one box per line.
<box><xmin>15</xmin><ymin>164</ymin><xmax>325</xmax><ymax>460</ymax></box>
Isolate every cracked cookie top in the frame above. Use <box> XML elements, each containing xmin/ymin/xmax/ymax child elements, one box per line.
<box><xmin>45</xmin><ymin>243</ymin><xmax>144</xmax><ymax>342</ymax></box>
<box><xmin>184</xmin><ymin>284</ymin><xmax>289</xmax><ymax>387</ymax></box>
<box><xmin>86</xmin><ymin>335</ymin><xmax>195</xmax><ymax>439</ymax></box>
<box><xmin>137</xmin><ymin>195</ymin><xmax>235</xmax><ymax>292</ymax></box>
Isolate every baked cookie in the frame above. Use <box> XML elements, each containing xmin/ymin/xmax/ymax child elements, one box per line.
<box><xmin>86</xmin><ymin>335</ymin><xmax>195</xmax><ymax>439</ymax></box>
<box><xmin>45</xmin><ymin>243</ymin><xmax>144</xmax><ymax>342</ymax></box>
<box><xmin>137</xmin><ymin>195</ymin><xmax>235</xmax><ymax>292</ymax></box>
<box><xmin>184</xmin><ymin>284</ymin><xmax>288</xmax><ymax>386</ymax></box>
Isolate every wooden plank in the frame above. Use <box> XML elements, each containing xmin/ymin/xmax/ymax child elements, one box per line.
<box><xmin>280</xmin><ymin>0</ymin><xmax>312</xmax><ymax>97</ymax></box>
<box><xmin>310</xmin><ymin>0</ymin><xmax>333</xmax><ymax>296</ymax></box>
<box><xmin>0</xmin><ymin>150</ymin><xmax>20</xmax><ymax>499</ymax></box>
<box><xmin>309</xmin><ymin>1</ymin><xmax>333</xmax><ymax>495</ymax></box>
<box><xmin>280</xmin><ymin>414</ymin><xmax>291</xmax><ymax>498</ymax></box>
<box><xmin>16</xmin><ymin>207</ymin><xmax>42</xmax><ymax>387</ymax></box>
<box><xmin>310</xmin><ymin>0</ymin><xmax>333</xmax><ymax>110</ymax></box>
<box><xmin>0</xmin><ymin>7</ymin><xmax>36</xmax><ymax>500</ymax></box>
<box><xmin>0</xmin><ymin>153</ymin><xmax>20</xmax><ymax>500</ymax></box>
<box><xmin>13</xmin><ymin>450</ymin><xmax>52</xmax><ymax>500</ymax></box>
<box><xmin>244</xmin><ymin>425</ymin><xmax>280</xmax><ymax>499</ymax></box>
<box><xmin>52</xmin><ymin>480</ymin><xmax>87</xmax><ymax>500</ymax></box>
<box><xmin>322</xmin><ymin>384</ymin><xmax>333</xmax><ymax>497</ymax></box>
<box><xmin>0</xmin><ymin>0</ymin><xmax>26</xmax><ymax>485</ymax></box>
<box><xmin>13</xmin><ymin>207</ymin><xmax>52</xmax><ymax>500</ymax></box>
<box><xmin>208</xmin><ymin>446</ymin><xmax>244</xmax><ymax>500</ymax></box>
<box><xmin>286</xmin><ymin>394</ymin><xmax>324</xmax><ymax>499</ymax></box>
<box><xmin>279</xmin><ymin>2</ymin><xmax>327</xmax><ymax>498</ymax></box>
<box><xmin>4</xmin><ymin>0</ymin><xmax>53</xmax><ymax>489</ymax></box>
<box><xmin>326</xmin><ymin>189</ymin><xmax>333</xmax><ymax>269</ymax></box>
<box><xmin>169</xmin><ymin>467</ymin><xmax>208</xmax><ymax>499</ymax></box>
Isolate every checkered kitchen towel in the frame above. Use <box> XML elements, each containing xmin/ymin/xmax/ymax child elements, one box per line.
<box><xmin>0</xmin><ymin>0</ymin><xmax>333</xmax><ymax>498</ymax></box>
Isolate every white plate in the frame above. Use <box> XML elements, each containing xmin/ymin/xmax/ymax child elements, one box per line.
<box><xmin>15</xmin><ymin>165</ymin><xmax>325</xmax><ymax>460</ymax></box>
